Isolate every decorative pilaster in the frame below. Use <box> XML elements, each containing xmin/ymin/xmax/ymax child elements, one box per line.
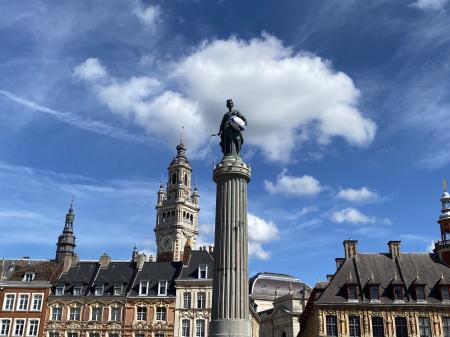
<box><xmin>210</xmin><ymin>156</ymin><xmax>251</xmax><ymax>337</ymax></box>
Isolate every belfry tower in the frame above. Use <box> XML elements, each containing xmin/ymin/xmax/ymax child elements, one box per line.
<box><xmin>435</xmin><ymin>180</ymin><xmax>450</xmax><ymax>265</ymax></box>
<box><xmin>154</xmin><ymin>140</ymin><xmax>200</xmax><ymax>262</ymax></box>
<box><xmin>55</xmin><ymin>202</ymin><xmax>77</xmax><ymax>262</ymax></box>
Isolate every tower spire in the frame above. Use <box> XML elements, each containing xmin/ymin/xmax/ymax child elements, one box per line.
<box><xmin>55</xmin><ymin>200</ymin><xmax>77</xmax><ymax>262</ymax></box>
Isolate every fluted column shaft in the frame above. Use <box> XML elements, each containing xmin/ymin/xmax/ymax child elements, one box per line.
<box><xmin>210</xmin><ymin>156</ymin><xmax>251</xmax><ymax>337</ymax></box>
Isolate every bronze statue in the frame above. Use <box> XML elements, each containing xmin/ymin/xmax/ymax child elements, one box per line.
<box><xmin>218</xmin><ymin>99</ymin><xmax>247</xmax><ymax>156</ymax></box>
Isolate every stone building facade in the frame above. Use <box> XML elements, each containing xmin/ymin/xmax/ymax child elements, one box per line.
<box><xmin>299</xmin><ymin>188</ymin><xmax>450</xmax><ymax>337</ymax></box>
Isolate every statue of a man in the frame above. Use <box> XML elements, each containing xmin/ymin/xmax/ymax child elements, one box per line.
<box><xmin>219</xmin><ymin>99</ymin><xmax>247</xmax><ymax>156</ymax></box>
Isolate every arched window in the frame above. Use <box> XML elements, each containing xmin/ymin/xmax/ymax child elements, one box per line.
<box><xmin>190</xmin><ymin>214</ymin><xmax>193</xmax><ymax>222</ymax></box>
<box><xmin>172</xmin><ymin>173</ymin><xmax>177</xmax><ymax>185</ymax></box>
<box><xmin>172</xmin><ymin>210</ymin><xmax>175</xmax><ymax>217</ymax></box>
<box><xmin>184</xmin><ymin>174</ymin><xmax>188</xmax><ymax>185</ymax></box>
<box><xmin>162</xmin><ymin>213</ymin><xmax>166</xmax><ymax>219</ymax></box>
<box><xmin>183</xmin><ymin>211</ymin><xmax>186</xmax><ymax>219</ymax></box>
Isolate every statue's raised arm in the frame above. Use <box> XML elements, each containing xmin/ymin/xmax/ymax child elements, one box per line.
<box><xmin>219</xmin><ymin>99</ymin><xmax>247</xmax><ymax>157</ymax></box>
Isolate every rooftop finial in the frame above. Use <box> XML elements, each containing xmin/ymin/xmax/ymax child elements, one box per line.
<box><xmin>444</xmin><ymin>179</ymin><xmax>448</xmax><ymax>192</ymax></box>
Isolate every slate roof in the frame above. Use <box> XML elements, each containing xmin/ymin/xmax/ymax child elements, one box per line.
<box><xmin>129</xmin><ymin>261</ymin><xmax>183</xmax><ymax>297</ymax></box>
<box><xmin>316</xmin><ymin>252</ymin><xmax>450</xmax><ymax>306</ymax></box>
<box><xmin>95</xmin><ymin>261</ymin><xmax>136</xmax><ymax>295</ymax></box>
<box><xmin>54</xmin><ymin>261</ymin><xmax>99</xmax><ymax>296</ymax></box>
<box><xmin>178</xmin><ymin>250</ymin><xmax>214</xmax><ymax>280</ymax></box>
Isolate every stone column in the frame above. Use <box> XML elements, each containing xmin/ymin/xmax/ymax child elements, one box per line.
<box><xmin>210</xmin><ymin>156</ymin><xmax>251</xmax><ymax>337</ymax></box>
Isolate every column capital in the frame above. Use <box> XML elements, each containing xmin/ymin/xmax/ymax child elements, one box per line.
<box><xmin>213</xmin><ymin>156</ymin><xmax>251</xmax><ymax>183</ymax></box>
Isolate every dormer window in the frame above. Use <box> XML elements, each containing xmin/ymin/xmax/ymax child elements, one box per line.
<box><xmin>415</xmin><ymin>286</ymin><xmax>425</xmax><ymax>301</ymax></box>
<box><xmin>23</xmin><ymin>272</ymin><xmax>35</xmax><ymax>282</ymax></box>
<box><xmin>139</xmin><ymin>281</ymin><xmax>149</xmax><ymax>295</ymax></box>
<box><xmin>94</xmin><ymin>283</ymin><xmax>104</xmax><ymax>296</ymax></box>
<box><xmin>73</xmin><ymin>286</ymin><xmax>82</xmax><ymax>296</ymax></box>
<box><xmin>347</xmin><ymin>285</ymin><xmax>357</xmax><ymax>301</ymax></box>
<box><xmin>198</xmin><ymin>265</ymin><xmax>208</xmax><ymax>279</ymax></box>
<box><xmin>114</xmin><ymin>284</ymin><xmax>123</xmax><ymax>296</ymax></box>
<box><xmin>369</xmin><ymin>286</ymin><xmax>379</xmax><ymax>301</ymax></box>
<box><xmin>441</xmin><ymin>286</ymin><xmax>450</xmax><ymax>301</ymax></box>
<box><xmin>158</xmin><ymin>280</ymin><xmax>168</xmax><ymax>296</ymax></box>
<box><xmin>393</xmin><ymin>286</ymin><xmax>404</xmax><ymax>301</ymax></box>
<box><xmin>55</xmin><ymin>284</ymin><xmax>65</xmax><ymax>296</ymax></box>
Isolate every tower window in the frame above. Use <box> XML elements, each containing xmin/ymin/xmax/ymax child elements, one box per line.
<box><xmin>184</xmin><ymin>174</ymin><xmax>188</xmax><ymax>185</ymax></box>
<box><xmin>172</xmin><ymin>173</ymin><xmax>177</xmax><ymax>185</ymax></box>
<box><xmin>190</xmin><ymin>214</ymin><xmax>193</xmax><ymax>222</ymax></box>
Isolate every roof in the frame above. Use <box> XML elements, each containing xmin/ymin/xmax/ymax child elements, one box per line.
<box><xmin>178</xmin><ymin>250</ymin><xmax>214</xmax><ymax>280</ymax></box>
<box><xmin>316</xmin><ymin>252</ymin><xmax>450</xmax><ymax>305</ymax></box>
<box><xmin>1</xmin><ymin>259</ymin><xmax>62</xmax><ymax>284</ymax></box>
<box><xmin>249</xmin><ymin>272</ymin><xmax>311</xmax><ymax>301</ymax></box>
<box><xmin>129</xmin><ymin>261</ymin><xmax>182</xmax><ymax>296</ymax></box>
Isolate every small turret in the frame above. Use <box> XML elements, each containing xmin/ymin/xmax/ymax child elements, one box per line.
<box><xmin>435</xmin><ymin>180</ymin><xmax>450</xmax><ymax>266</ymax></box>
<box><xmin>192</xmin><ymin>186</ymin><xmax>200</xmax><ymax>205</ymax></box>
<box><xmin>157</xmin><ymin>182</ymin><xmax>166</xmax><ymax>206</ymax></box>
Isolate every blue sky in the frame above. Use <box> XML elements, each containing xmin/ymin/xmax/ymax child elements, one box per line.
<box><xmin>1</xmin><ymin>0</ymin><xmax>450</xmax><ymax>286</ymax></box>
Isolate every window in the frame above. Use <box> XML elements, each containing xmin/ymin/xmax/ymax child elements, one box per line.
<box><xmin>31</xmin><ymin>294</ymin><xmax>43</xmax><ymax>311</ymax></box>
<box><xmin>348</xmin><ymin>286</ymin><xmax>357</xmax><ymax>300</ymax></box>
<box><xmin>198</xmin><ymin>265</ymin><xmax>208</xmax><ymax>279</ymax></box>
<box><xmin>197</xmin><ymin>292</ymin><xmax>206</xmax><ymax>309</ymax></box>
<box><xmin>114</xmin><ymin>284</ymin><xmax>123</xmax><ymax>296</ymax></box>
<box><xmin>23</xmin><ymin>273</ymin><xmax>34</xmax><ymax>282</ymax></box>
<box><xmin>13</xmin><ymin>319</ymin><xmax>25</xmax><ymax>336</ymax></box>
<box><xmin>0</xmin><ymin>320</ymin><xmax>11</xmax><ymax>336</ymax></box>
<box><xmin>94</xmin><ymin>284</ymin><xmax>104</xmax><ymax>296</ymax></box>
<box><xmin>370</xmin><ymin>286</ymin><xmax>379</xmax><ymax>301</ymax></box>
<box><xmin>27</xmin><ymin>319</ymin><xmax>39</xmax><ymax>336</ymax></box>
<box><xmin>69</xmin><ymin>307</ymin><xmax>81</xmax><ymax>321</ymax></box>
<box><xmin>395</xmin><ymin>317</ymin><xmax>408</xmax><ymax>337</ymax></box>
<box><xmin>3</xmin><ymin>294</ymin><xmax>15</xmax><ymax>310</ymax></box>
<box><xmin>443</xmin><ymin>317</ymin><xmax>450</xmax><ymax>337</ymax></box>
<box><xmin>90</xmin><ymin>333</ymin><xmax>100</xmax><ymax>337</ymax></box>
<box><xmin>139</xmin><ymin>281</ymin><xmax>148</xmax><ymax>295</ymax></box>
<box><xmin>155</xmin><ymin>334</ymin><xmax>164</xmax><ymax>337</ymax></box>
<box><xmin>156</xmin><ymin>307</ymin><xmax>167</xmax><ymax>321</ymax></box>
<box><xmin>73</xmin><ymin>286</ymin><xmax>82</xmax><ymax>296</ymax></box>
<box><xmin>55</xmin><ymin>285</ymin><xmax>65</xmax><ymax>296</ymax></box>
<box><xmin>196</xmin><ymin>320</ymin><xmax>205</xmax><ymax>337</ymax></box>
<box><xmin>416</xmin><ymin>286</ymin><xmax>426</xmax><ymax>301</ymax></box>
<box><xmin>68</xmin><ymin>333</ymin><xmax>78</xmax><ymax>337</ymax></box>
<box><xmin>348</xmin><ymin>316</ymin><xmax>360</xmax><ymax>337</ymax></box>
<box><xmin>49</xmin><ymin>332</ymin><xmax>59</xmax><ymax>337</ymax></box>
<box><xmin>183</xmin><ymin>292</ymin><xmax>191</xmax><ymax>308</ymax></box>
<box><xmin>92</xmin><ymin>307</ymin><xmax>103</xmax><ymax>321</ymax></box>
<box><xmin>111</xmin><ymin>307</ymin><xmax>121</xmax><ymax>321</ymax></box>
<box><xmin>17</xmin><ymin>294</ymin><xmax>29</xmax><ymax>311</ymax></box>
<box><xmin>372</xmin><ymin>317</ymin><xmax>384</xmax><ymax>337</ymax></box>
<box><xmin>109</xmin><ymin>333</ymin><xmax>120</xmax><ymax>337</ymax></box>
<box><xmin>393</xmin><ymin>286</ymin><xmax>404</xmax><ymax>301</ymax></box>
<box><xmin>418</xmin><ymin>317</ymin><xmax>432</xmax><ymax>337</ymax></box>
<box><xmin>442</xmin><ymin>287</ymin><xmax>450</xmax><ymax>301</ymax></box>
<box><xmin>158</xmin><ymin>280</ymin><xmax>168</xmax><ymax>296</ymax></box>
<box><xmin>325</xmin><ymin>315</ymin><xmax>337</xmax><ymax>337</ymax></box>
<box><xmin>51</xmin><ymin>307</ymin><xmax>62</xmax><ymax>320</ymax></box>
<box><xmin>182</xmin><ymin>319</ymin><xmax>191</xmax><ymax>337</ymax></box>
<box><xmin>137</xmin><ymin>307</ymin><xmax>147</xmax><ymax>321</ymax></box>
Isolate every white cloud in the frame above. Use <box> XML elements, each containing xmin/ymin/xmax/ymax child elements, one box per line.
<box><xmin>248</xmin><ymin>241</ymin><xmax>270</xmax><ymax>260</ymax></box>
<box><xmin>264</xmin><ymin>169</ymin><xmax>322</xmax><ymax>196</ymax></box>
<box><xmin>411</xmin><ymin>0</ymin><xmax>448</xmax><ymax>10</ymax></box>
<box><xmin>74</xmin><ymin>33</ymin><xmax>376</xmax><ymax>162</ymax></box>
<box><xmin>133</xmin><ymin>2</ymin><xmax>161</xmax><ymax>27</ymax></box>
<box><xmin>336</xmin><ymin>186</ymin><xmax>378</xmax><ymax>202</ymax></box>
<box><xmin>73</xmin><ymin>58</ymin><xmax>107</xmax><ymax>81</ymax></box>
<box><xmin>332</xmin><ymin>207</ymin><xmax>391</xmax><ymax>225</ymax></box>
<box><xmin>248</xmin><ymin>213</ymin><xmax>279</xmax><ymax>242</ymax></box>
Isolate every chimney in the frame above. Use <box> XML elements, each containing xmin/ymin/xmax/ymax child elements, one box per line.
<box><xmin>343</xmin><ymin>240</ymin><xmax>358</xmax><ymax>259</ymax></box>
<box><xmin>208</xmin><ymin>246</ymin><xmax>214</xmax><ymax>254</ymax></box>
<box><xmin>99</xmin><ymin>253</ymin><xmax>111</xmax><ymax>268</ymax></box>
<box><xmin>335</xmin><ymin>258</ymin><xmax>345</xmax><ymax>270</ymax></box>
<box><xmin>149</xmin><ymin>255</ymin><xmax>154</xmax><ymax>262</ymax></box>
<box><xmin>326</xmin><ymin>274</ymin><xmax>334</xmax><ymax>282</ymax></box>
<box><xmin>388</xmin><ymin>241</ymin><xmax>401</xmax><ymax>258</ymax></box>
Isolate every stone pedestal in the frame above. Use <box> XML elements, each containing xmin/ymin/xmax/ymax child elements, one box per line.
<box><xmin>210</xmin><ymin>156</ymin><xmax>251</xmax><ymax>337</ymax></box>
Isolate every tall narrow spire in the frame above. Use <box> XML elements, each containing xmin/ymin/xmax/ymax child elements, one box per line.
<box><xmin>55</xmin><ymin>201</ymin><xmax>77</xmax><ymax>262</ymax></box>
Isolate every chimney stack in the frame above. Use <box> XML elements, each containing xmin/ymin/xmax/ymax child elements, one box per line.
<box><xmin>388</xmin><ymin>241</ymin><xmax>401</xmax><ymax>258</ymax></box>
<box><xmin>343</xmin><ymin>240</ymin><xmax>358</xmax><ymax>259</ymax></box>
<box><xmin>208</xmin><ymin>246</ymin><xmax>214</xmax><ymax>254</ymax></box>
<box><xmin>335</xmin><ymin>258</ymin><xmax>345</xmax><ymax>270</ymax></box>
<box><xmin>99</xmin><ymin>253</ymin><xmax>111</xmax><ymax>268</ymax></box>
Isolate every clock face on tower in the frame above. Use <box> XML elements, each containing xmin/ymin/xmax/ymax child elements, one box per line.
<box><xmin>161</xmin><ymin>236</ymin><xmax>173</xmax><ymax>251</ymax></box>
